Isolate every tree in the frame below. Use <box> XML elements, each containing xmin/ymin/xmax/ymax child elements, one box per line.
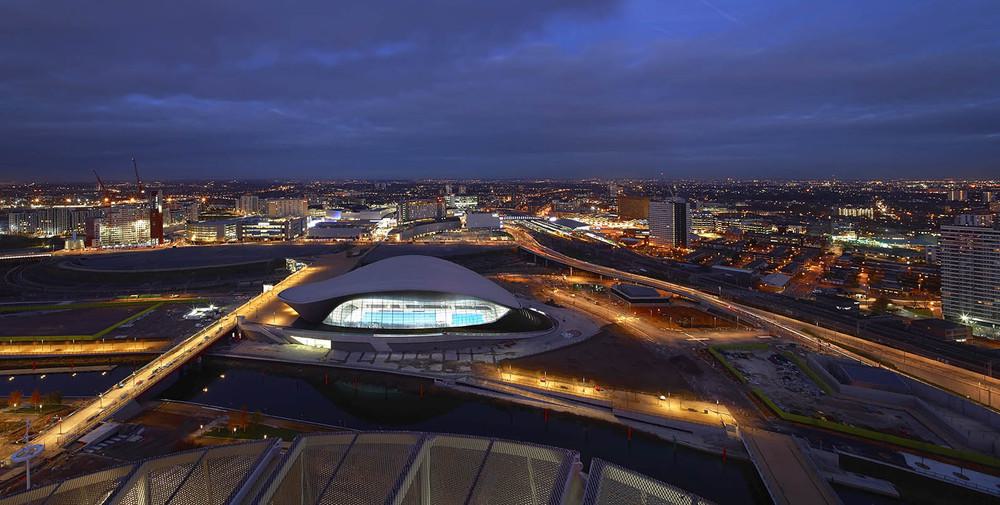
<box><xmin>30</xmin><ymin>389</ymin><xmax>42</xmax><ymax>408</ymax></box>
<box><xmin>872</xmin><ymin>294</ymin><xmax>891</xmax><ymax>313</ymax></box>
<box><xmin>46</xmin><ymin>391</ymin><xmax>63</xmax><ymax>406</ymax></box>
<box><xmin>238</xmin><ymin>406</ymin><xmax>249</xmax><ymax>430</ymax></box>
<box><xmin>251</xmin><ymin>410</ymin><xmax>263</xmax><ymax>429</ymax></box>
<box><xmin>8</xmin><ymin>390</ymin><xmax>22</xmax><ymax>408</ymax></box>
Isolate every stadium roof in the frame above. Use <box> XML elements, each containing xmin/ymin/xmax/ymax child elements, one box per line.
<box><xmin>279</xmin><ymin>255</ymin><xmax>521</xmax><ymax>322</ymax></box>
<box><xmin>0</xmin><ymin>432</ymin><xmax>714</xmax><ymax>505</ymax></box>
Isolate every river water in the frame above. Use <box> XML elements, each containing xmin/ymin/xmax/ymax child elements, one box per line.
<box><xmin>157</xmin><ymin>357</ymin><xmax>770</xmax><ymax>504</ymax></box>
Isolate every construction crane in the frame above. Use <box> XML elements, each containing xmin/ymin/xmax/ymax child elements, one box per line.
<box><xmin>93</xmin><ymin>169</ymin><xmax>112</xmax><ymax>206</ymax></box>
<box><xmin>132</xmin><ymin>156</ymin><xmax>145</xmax><ymax>199</ymax></box>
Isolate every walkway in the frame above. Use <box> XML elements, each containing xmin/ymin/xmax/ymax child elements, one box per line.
<box><xmin>741</xmin><ymin>428</ymin><xmax>841</xmax><ymax>505</ymax></box>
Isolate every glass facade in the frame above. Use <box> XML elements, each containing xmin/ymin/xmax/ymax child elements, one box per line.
<box><xmin>323</xmin><ymin>292</ymin><xmax>510</xmax><ymax>329</ymax></box>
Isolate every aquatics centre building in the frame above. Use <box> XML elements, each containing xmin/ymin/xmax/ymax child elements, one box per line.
<box><xmin>276</xmin><ymin>255</ymin><xmax>552</xmax><ymax>346</ymax></box>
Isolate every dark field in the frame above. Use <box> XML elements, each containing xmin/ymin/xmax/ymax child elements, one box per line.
<box><xmin>508</xmin><ymin>324</ymin><xmax>700</xmax><ymax>396</ymax></box>
<box><xmin>0</xmin><ymin>304</ymin><xmax>150</xmax><ymax>336</ymax></box>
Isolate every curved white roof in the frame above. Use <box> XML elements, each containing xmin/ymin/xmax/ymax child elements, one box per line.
<box><xmin>279</xmin><ymin>255</ymin><xmax>520</xmax><ymax>308</ymax></box>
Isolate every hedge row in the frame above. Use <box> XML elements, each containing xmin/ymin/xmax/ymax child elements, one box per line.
<box><xmin>708</xmin><ymin>343</ymin><xmax>1000</xmax><ymax>469</ymax></box>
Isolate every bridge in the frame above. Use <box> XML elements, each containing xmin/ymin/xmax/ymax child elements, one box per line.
<box><xmin>14</xmin><ymin>251</ymin><xmax>363</xmax><ymax>460</ymax></box>
<box><xmin>507</xmin><ymin>225</ymin><xmax>1000</xmax><ymax>411</ymax></box>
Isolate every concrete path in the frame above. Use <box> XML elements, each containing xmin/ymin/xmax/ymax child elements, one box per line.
<box><xmin>741</xmin><ymin>428</ymin><xmax>842</xmax><ymax>505</ymax></box>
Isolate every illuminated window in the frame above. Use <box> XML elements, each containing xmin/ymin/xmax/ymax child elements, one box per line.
<box><xmin>324</xmin><ymin>293</ymin><xmax>510</xmax><ymax>329</ymax></box>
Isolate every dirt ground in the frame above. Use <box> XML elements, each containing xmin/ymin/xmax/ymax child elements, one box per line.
<box><xmin>657</xmin><ymin>305</ymin><xmax>736</xmax><ymax>329</ymax></box>
<box><xmin>507</xmin><ymin>323</ymin><xmax>700</xmax><ymax>396</ymax></box>
<box><xmin>724</xmin><ymin>347</ymin><xmax>948</xmax><ymax>445</ymax></box>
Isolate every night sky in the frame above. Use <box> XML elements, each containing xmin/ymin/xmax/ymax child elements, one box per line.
<box><xmin>2</xmin><ymin>0</ymin><xmax>998</xmax><ymax>181</ymax></box>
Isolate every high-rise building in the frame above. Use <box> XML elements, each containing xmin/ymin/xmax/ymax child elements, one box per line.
<box><xmin>617</xmin><ymin>195</ymin><xmax>649</xmax><ymax>220</ymax></box>
<box><xmin>88</xmin><ymin>205</ymin><xmax>157</xmax><ymax>248</ymax></box>
<box><xmin>949</xmin><ymin>189</ymin><xmax>968</xmax><ymax>201</ymax></box>
<box><xmin>4</xmin><ymin>207</ymin><xmax>99</xmax><ymax>237</ymax></box>
<box><xmin>940</xmin><ymin>223</ymin><xmax>1000</xmax><ymax>337</ymax></box>
<box><xmin>648</xmin><ymin>198</ymin><xmax>691</xmax><ymax>247</ymax></box>
<box><xmin>237</xmin><ymin>195</ymin><xmax>254</xmax><ymax>215</ymax></box>
<box><xmin>397</xmin><ymin>198</ymin><xmax>445</xmax><ymax>223</ymax></box>
<box><xmin>266</xmin><ymin>198</ymin><xmax>308</xmax><ymax>218</ymax></box>
<box><xmin>984</xmin><ymin>191</ymin><xmax>995</xmax><ymax>203</ymax></box>
<box><xmin>954</xmin><ymin>212</ymin><xmax>994</xmax><ymax>228</ymax></box>
<box><xmin>445</xmin><ymin>195</ymin><xmax>478</xmax><ymax>210</ymax></box>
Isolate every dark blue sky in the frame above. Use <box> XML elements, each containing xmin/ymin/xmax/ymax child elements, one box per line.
<box><xmin>1</xmin><ymin>0</ymin><xmax>998</xmax><ymax>181</ymax></box>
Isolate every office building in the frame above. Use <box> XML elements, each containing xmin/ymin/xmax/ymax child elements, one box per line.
<box><xmin>241</xmin><ymin>216</ymin><xmax>305</xmax><ymax>241</ymax></box>
<box><xmin>691</xmin><ymin>209</ymin><xmax>717</xmax><ymax>233</ymax></box>
<box><xmin>648</xmin><ymin>197</ymin><xmax>691</xmax><ymax>247</ymax></box>
<box><xmin>949</xmin><ymin>189</ymin><xmax>968</xmax><ymax>202</ymax></box>
<box><xmin>397</xmin><ymin>198</ymin><xmax>444</xmax><ymax>223</ymax></box>
<box><xmin>939</xmin><ymin>223</ymin><xmax>1000</xmax><ymax>336</ymax></box>
<box><xmin>187</xmin><ymin>218</ymin><xmax>242</xmax><ymax>243</ymax></box>
<box><xmin>835</xmin><ymin>206</ymin><xmax>875</xmax><ymax>219</ymax></box>
<box><xmin>464</xmin><ymin>212</ymin><xmax>502</xmax><ymax>229</ymax></box>
<box><xmin>984</xmin><ymin>191</ymin><xmax>995</xmax><ymax>203</ymax></box>
<box><xmin>616</xmin><ymin>195</ymin><xmax>649</xmax><ymax>220</ymax></box>
<box><xmin>265</xmin><ymin>198</ymin><xmax>308</xmax><ymax>218</ymax></box>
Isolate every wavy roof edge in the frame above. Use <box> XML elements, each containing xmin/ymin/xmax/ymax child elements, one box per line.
<box><xmin>278</xmin><ymin>255</ymin><xmax>520</xmax><ymax>309</ymax></box>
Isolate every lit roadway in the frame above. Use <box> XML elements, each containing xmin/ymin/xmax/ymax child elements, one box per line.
<box><xmin>16</xmin><ymin>251</ymin><xmax>362</xmax><ymax>459</ymax></box>
<box><xmin>507</xmin><ymin>226</ymin><xmax>1000</xmax><ymax>411</ymax></box>
<box><xmin>495</xmin><ymin>367</ymin><xmax>737</xmax><ymax>430</ymax></box>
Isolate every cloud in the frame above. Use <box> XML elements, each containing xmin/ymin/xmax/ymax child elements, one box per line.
<box><xmin>0</xmin><ymin>0</ymin><xmax>998</xmax><ymax>180</ymax></box>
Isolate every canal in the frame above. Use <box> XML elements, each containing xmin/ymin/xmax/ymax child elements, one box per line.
<box><xmin>157</xmin><ymin>357</ymin><xmax>770</xmax><ymax>504</ymax></box>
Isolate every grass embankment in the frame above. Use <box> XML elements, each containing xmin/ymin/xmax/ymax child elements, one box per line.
<box><xmin>207</xmin><ymin>425</ymin><xmax>302</xmax><ymax>441</ymax></box>
<box><xmin>710</xmin><ymin>343</ymin><xmax>1000</xmax><ymax>469</ymax></box>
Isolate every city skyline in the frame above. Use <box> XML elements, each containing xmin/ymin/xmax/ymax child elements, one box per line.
<box><xmin>2</xmin><ymin>0</ymin><xmax>999</xmax><ymax>181</ymax></box>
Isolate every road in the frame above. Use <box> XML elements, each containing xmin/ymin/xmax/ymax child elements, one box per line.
<box><xmin>507</xmin><ymin>226</ymin><xmax>1000</xmax><ymax>411</ymax></box>
<box><xmin>495</xmin><ymin>368</ymin><xmax>737</xmax><ymax>429</ymax></box>
<box><xmin>16</xmin><ymin>250</ymin><xmax>362</xmax><ymax>459</ymax></box>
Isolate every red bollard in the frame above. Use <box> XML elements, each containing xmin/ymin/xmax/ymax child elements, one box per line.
<box><xmin>722</xmin><ymin>447</ymin><xmax>727</xmax><ymax>463</ymax></box>
<box><xmin>543</xmin><ymin>409</ymin><xmax>550</xmax><ymax>423</ymax></box>
<box><xmin>324</xmin><ymin>372</ymin><xmax>329</xmax><ymax>385</ymax></box>
<box><xmin>627</xmin><ymin>426</ymin><xmax>632</xmax><ymax>441</ymax></box>
<box><xmin>419</xmin><ymin>384</ymin><xmax>424</xmax><ymax>399</ymax></box>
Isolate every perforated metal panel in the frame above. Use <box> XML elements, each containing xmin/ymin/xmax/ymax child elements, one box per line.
<box><xmin>582</xmin><ymin>459</ymin><xmax>714</xmax><ymax>505</ymax></box>
<box><xmin>0</xmin><ymin>432</ymin><xmax>711</xmax><ymax>505</ymax></box>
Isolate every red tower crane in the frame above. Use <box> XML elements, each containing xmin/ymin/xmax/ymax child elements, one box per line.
<box><xmin>132</xmin><ymin>156</ymin><xmax>144</xmax><ymax>199</ymax></box>
<box><xmin>93</xmin><ymin>170</ymin><xmax>112</xmax><ymax>206</ymax></box>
